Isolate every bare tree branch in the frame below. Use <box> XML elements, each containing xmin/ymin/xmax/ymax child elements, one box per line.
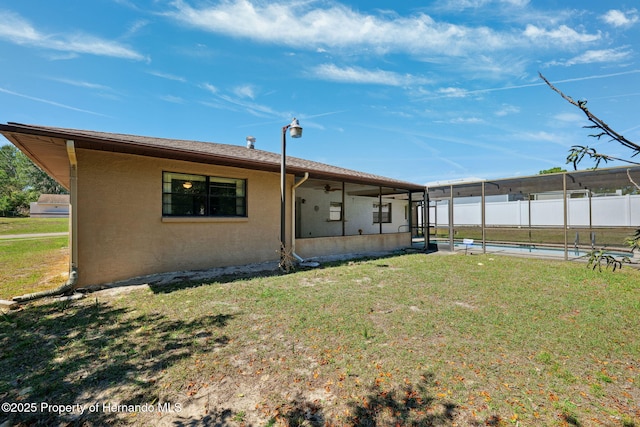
<box><xmin>539</xmin><ymin>72</ymin><xmax>640</xmax><ymax>156</ymax></box>
<box><xmin>566</xmin><ymin>145</ymin><xmax>640</xmax><ymax>169</ymax></box>
<box><xmin>541</xmin><ymin>73</ymin><xmax>640</xmax><ymax>261</ymax></box>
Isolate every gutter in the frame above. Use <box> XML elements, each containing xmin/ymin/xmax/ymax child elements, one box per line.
<box><xmin>13</xmin><ymin>140</ymin><xmax>79</xmax><ymax>302</ymax></box>
<box><xmin>291</xmin><ymin>172</ymin><xmax>309</xmax><ymax>263</ymax></box>
<box><xmin>0</xmin><ymin>123</ymin><xmax>425</xmax><ymax>192</ymax></box>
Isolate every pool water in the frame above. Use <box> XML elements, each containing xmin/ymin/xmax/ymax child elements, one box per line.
<box><xmin>425</xmin><ymin>239</ymin><xmax>633</xmax><ymax>259</ymax></box>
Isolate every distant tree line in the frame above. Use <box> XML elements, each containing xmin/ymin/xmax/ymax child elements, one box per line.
<box><xmin>0</xmin><ymin>144</ymin><xmax>67</xmax><ymax>217</ymax></box>
<box><xmin>539</xmin><ymin>167</ymin><xmax>567</xmax><ymax>175</ymax></box>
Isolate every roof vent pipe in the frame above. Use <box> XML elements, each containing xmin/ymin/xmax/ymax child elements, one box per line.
<box><xmin>246</xmin><ymin>136</ymin><xmax>256</xmax><ymax>149</ymax></box>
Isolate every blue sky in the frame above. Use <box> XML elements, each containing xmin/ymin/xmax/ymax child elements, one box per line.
<box><xmin>1</xmin><ymin>0</ymin><xmax>639</xmax><ymax>185</ymax></box>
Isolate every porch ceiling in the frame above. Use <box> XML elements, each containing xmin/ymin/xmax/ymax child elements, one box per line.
<box><xmin>299</xmin><ymin>178</ymin><xmax>423</xmax><ymax>199</ymax></box>
<box><xmin>2</xmin><ymin>132</ymin><xmax>71</xmax><ymax>189</ymax></box>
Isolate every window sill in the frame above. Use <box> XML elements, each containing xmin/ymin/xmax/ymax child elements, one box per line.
<box><xmin>162</xmin><ymin>216</ymin><xmax>249</xmax><ymax>224</ymax></box>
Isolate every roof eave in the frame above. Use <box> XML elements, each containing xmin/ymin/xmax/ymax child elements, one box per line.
<box><xmin>0</xmin><ymin>123</ymin><xmax>424</xmax><ymax>192</ymax></box>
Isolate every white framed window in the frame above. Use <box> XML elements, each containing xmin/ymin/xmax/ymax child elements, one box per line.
<box><xmin>329</xmin><ymin>202</ymin><xmax>342</xmax><ymax>221</ymax></box>
<box><xmin>373</xmin><ymin>202</ymin><xmax>391</xmax><ymax>223</ymax></box>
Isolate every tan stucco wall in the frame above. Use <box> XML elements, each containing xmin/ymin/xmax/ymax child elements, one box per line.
<box><xmin>294</xmin><ymin>232</ymin><xmax>412</xmax><ymax>259</ymax></box>
<box><xmin>76</xmin><ymin>149</ymin><xmax>290</xmax><ymax>286</ymax></box>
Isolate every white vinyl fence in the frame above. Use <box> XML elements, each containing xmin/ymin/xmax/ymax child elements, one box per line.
<box><xmin>430</xmin><ymin>194</ymin><xmax>640</xmax><ymax>227</ymax></box>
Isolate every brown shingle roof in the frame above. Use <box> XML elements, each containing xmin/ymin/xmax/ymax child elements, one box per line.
<box><xmin>0</xmin><ymin>122</ymin><xmax>424</xmax><ymax>191</ymax></box>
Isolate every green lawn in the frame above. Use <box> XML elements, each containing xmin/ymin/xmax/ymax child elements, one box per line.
<box><xmin>0</xmin><ymin>218</ymin><xmax>69</xmax><ymax>300</ymax></box>
<box><xmin>1</xmin><ymin>253</ymin><xmax>638</xmax><ymax>426</ymax></box>
<box><xmin>0</xmin><ymin>217</ymin><xmax>68</xmax><ymax>235</ymax></box>
<box><xmin>0</xmin><ymin>237</ymin><xmax>69</xmax><ymax>299</ymax></box>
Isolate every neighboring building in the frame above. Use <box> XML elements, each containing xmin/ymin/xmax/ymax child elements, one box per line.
<box><xmin>0</xmin><ymin>123</ymin><xmax>425</xmax><ymax>288</ymax></box>
<box><xmin>30</xmin><ymin>194</ymin><xmax>69</xmax><ymax>218</ymax></box>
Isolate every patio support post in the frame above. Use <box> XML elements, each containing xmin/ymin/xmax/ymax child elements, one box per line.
<box><xmin>588</xmin><ymin>188</ymin><xmax>593</xmax><ymax>249</ymax></box>
<box><xmin>528</xmin><ymin>194</ymin><xmax>532</xmax><ymax>248</ymax></box>
<box><xmin>433</xmin><ymin>198</ymin><xmax>437</xmax><ymax>236</ymax></box>
<box><xmin>291</xmin><ymin>172</ymin><xmax>309</xmax><ymax>257</ymax></box>
<box><xmin>341</xmin><ymin>182</ymin><xmax>345</xmax><ymax>236</ymax></box>
<box><xmin>408</xmin><ymin>190</ymin><xmax>413</xmax><ymax>241</ymax></box>
<box><xmin>379</xmin><ymin>187</ymin><xmax>383</xmax><ymax>234</ymax></box>
<box><xmin>449</xmin><ymin>185</ymin><xmax>454</xmax><ymax>252</ymax></box>
<box><xmin>481</xmin><ymin>181</ymin><xmax>486</xmax><ymax>254</ymax></box>
<box><xmin>563</xmin><ymin>173</ymin><xmax>568</xmax><ymax>260</ymax></box>
<box><xmin>424</xmin><ymin>191</ymin><xmax>429</xmax><ymax>251</ymax></box>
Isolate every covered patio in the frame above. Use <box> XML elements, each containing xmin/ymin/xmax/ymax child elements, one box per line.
<box><xmin>293</xmin><ymin>176</ymin><xmax>426</xmax><ymax>259</ymax></box>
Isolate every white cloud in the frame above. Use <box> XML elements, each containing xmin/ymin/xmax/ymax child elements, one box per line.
<box><xmin>437</xmin><ymin>87</ymin><xmax>469</xmax><ymax>98</ymax></box>
<box><xmin>495</xmin><ymin>104</ymin><xmax>520</xmax><ymax>116</ymax></box>
<box><xmin>523</xmin><ymin>24</ymin><xmax>600</xmax><ymax>45</ymax></box>
<box><xmin>166</xmin><ymin>0</ymin><xmax>604</xmax><ymax>62</ymax></box>
<box><xmin>548</xmin><ymin>47</ymin><xmax>633</xmax><ymax>67</ymax></box>
<box><xmin>159</xmin><ymin>95</ymin><xmax>185</xmax><ymax>104</ymax></box>
<box><xmin>553</xmin><ymin>112</ymin><xmax>583</xmax><ymax>124</ymax></box>
<box><xmin>542</xmin><ymin>69</ymin><xmax>640</xmax><ymax>85</ymax></box>
<box><xmin>0</xmin><ymin>10</ymin><xmax>40</xmax><ymax>43</ymax></box>
<box><xmin>0</xmin><ymin>86</ymin><xmax>109</xmax><ymax>116</ymax></box>
<box><xmin>458</xmin><ymin>54</ymin><xmax>530</xmax><ymax>80</ymax></box>
<box><xmin>438</xmin><ymin>0</ymin><xmax>529</xmax><ymax>10</ymax></box>
<box><xmin>416</xmin><ymin>70</ymin><xmax>640</xmax><ymax>102</ymax></box>
<box><xmin>201</xmin><ymin>83</ymin><xmax>219</xmax><ymax>94</ymax></box>
<box><xmin>416</xmin><ymin>70</ymin><xmax>640</xmax><ymax>101</ymax></box>
<box><xmin>123</xmin><ymin>19</ymin><xmax>149</xmax><ymax>38</ymax></box>
<box><xmin>515</xmin><ymin>130</ymin><xmax>570</xmax><ymax>146</ymax></box>
<box><xmin>500</xmin><ymin>0</ymin><xmax>529</xmax><ymax>6</ymax></box>
<box><xmin>233</xmin><ymin>84</ymin><xmax>256</xmax><ymax>99</ymax></box>
<box><xmin>601</xmin><ymin>9</ymin><xmax>639</xmax><ymax>28</ymax></box>
<box><xmin>48</xmin><ymin>77</ymin><xmax>114</xmax><ymax>92</ymax></box>
<box><xmin>0</xmin><ymin>10</ymin><xmax>146</xmax><ymax>60</ymax></box>
<box><xmin>312</xmin><ymin>64</ymin><xmax>431</xmax><ymax>86</ymax></box>
<box><xmin>166</xmin><ymin>0</ymin><xmax>538</xmax><ymax>58</ymax></box>
<box><xmin>450</xmin><ymin>117</ymin><xmax>484</xmax><ymax>124</ymax></box>
<box><xmin>213</xmin><ymin>93</ymin><xmax>283</xmax><ymax>119</ymax></box>
<box><xmin>147</xmin><ymin>70</ymin><xmax>187</xmax><ymax>82</ymax></box>
<box><xmin>163</xmin><ymin>1</ymin><xmax>609</xmax><ymax>83</ymax></box>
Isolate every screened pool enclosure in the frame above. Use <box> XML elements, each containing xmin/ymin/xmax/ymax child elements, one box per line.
<box><xmin>425</xmin><ymin>165</ymin><xmax>640</xmax><ymax>260</ymax></box>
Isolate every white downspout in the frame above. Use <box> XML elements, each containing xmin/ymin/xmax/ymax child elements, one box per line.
<box><xmin>66</xmin><ymin>140</ymin><xmax>79</xmax><ymax>281</ymax></box>
<box><xmin>291</xmin><ymin>172</ymin><xmax>309</xmax><ymax>262</ymax></box>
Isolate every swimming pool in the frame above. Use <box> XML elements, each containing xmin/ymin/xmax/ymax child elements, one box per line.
<box><xmin>423</xmin><ymin>238</ymin><xmax>634</xmax><ymax>259</ymax></box>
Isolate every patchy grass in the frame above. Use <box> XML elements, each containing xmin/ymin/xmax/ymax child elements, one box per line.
<box><xmin>0</xmin><ymin>217</ymin><xmax>68</xmax><ymax>235</ymax></box>
<box><xmin>0</xmin><ymin>218</ymin><xmax>69</xmax><ymax>299</ymax></box>
<box><xmin>1</xmin><ymin>254</ymin><xmax>639</xmax><ymax>426</ymax></box>
<box><xmin>0</xmin><ymin>236</ymin><xmax>69</xmax><ymax>300</ymax></box>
